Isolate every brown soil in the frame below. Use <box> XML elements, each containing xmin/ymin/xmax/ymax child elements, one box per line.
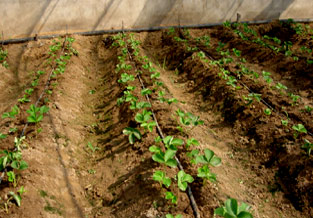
<box><xmin>0</xmin><ymin>22</ymin><xmax>312</xmax><ymax>218</ymax></box>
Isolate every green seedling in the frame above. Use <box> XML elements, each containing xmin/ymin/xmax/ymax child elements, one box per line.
<box><xmin>141</xmin><ymin>121</ymin><xmax>157</xmax><ymax>132</ymax></box>
<box><xmin>281</xmin><ymin>119</ymin><xmax>288</xmax><ymax>126</ymax></box>
<box><xmin>25</xmin><ymin>88</ymin><xmax>34</xmax><ymax>96</ymax></box>
<box><xmin>89</xmin><ymin>90</ymin><xmax>95</xmax><ymax>94</ymax></box>
<box><xmin>135</xmin><ymin>109</ymin><xmax>152</xmax><ymax>123</ymax></box>
<box><xmin>307</xmin><ymin>59</ymin><xmax>313</xmax><ymax>64</ymax></box>
<box><xmin>288</xmin><ymin>93</ymin><xmax>300</xmax><ymax>105</ymax></box>
<box><xmin>163</xmin><ymin>136</ymin><xmax>184</xmax><ymax>150</ymax></box>
<box><xmin>26</xmin><ymin>105</ymin><xmax>49</xmax><ymax>124</ymax></box>
<box><xmin>248</xmin><ymin>93</ymin><xmax>261</xmax><ymax>102</ymax></box>
<box><xmin>197</xmin><ymin>165</ymin><xmax>217</xmax><ymax>183</ymax></box>
<box><xmin>215</xmin><ymin>198</ymin><xmax>253</xmax><ymax>218</ymax></box>
<box><xmin>151</xmin><ymin>72</ymin><xmax>160</xmax><ymax>79</ymax></box>
<box><xmin>165</xmin><ymin>192</ymin><xmax>178</xmax><ymax>205</ymax></box>
<box><xmin>7</xmin><ymin>171</ymin><xmax>17</xmax><ymax>187</ymax></box>
<box><xmin>155</xmin><ymin>81</ymin><xmax>164</xmax><ymax>87</ymax></box>
<box><xmin>130</xmin><ymin>101</ymin><xmax>151</xmax><ymax>110</ymax></box>
<box><xmin>2</xmin><ymin>105</ymin><xmax>19</xmax><ymax>119</ymax></box>
<box><xmin>223</xmin><ymin>20</ymin><xmax>231</xmax><ymax>28</ymax></box>
<box><xmin>242</xmin><ymin>95</ymin><xmax>253</xmax><ymax>106</ymax></box>
<box><xmin>124</xmin><ymin>91</ymin><xmax>138</xmax><ymax>102</ymax></box>
<box><xmin>305</xmin><ymin>106</ymin><xmax>313</xmax><ymax>113</ymax></box>
<box><xmin>118</xmin><ymin>73</ymin><xmax>134</xmax><ymax>83</ymax></box>
<box><xmin>141</xmin><ymin>88</ymin><xmax>152</xmax><ymax>96</ymax></box>
<box><xmin>177</xmin><ymin>170</ymin><xmax>194</xmax><ymax>191</ymax></box>
<box><xmin>87</xmin><ymin>142</ymin><xmax>99</xmax><ymax>153</ymax></box>
<box><xmin>149</xmin><ymin>146</ymin><xmax>177</xmax><ymax>168</ymax></box>
<box><xmin>302</xmin><ymin>139</ymin><xmax>313</xmax><ymax>156</ymax></box>
<box><xmin>18</xmin><ymin>95</ymin><xmax>30</xmax><ymax>103</ymax></box>
<box><xmin>123</xmin><ymin>127</ymin><xmax>142</xmax><ymax>144</ymax></box>
<box><xmin>0</xmin><ymin>133</ymin><xmax>7</xmax><ymax>139</ymax></box>
<box><xmin>186</xmin><ymin>138</ymin><xmax>200</xmax><ymax>149</ymax></box>
<box><xmin>292</xmin><ymin>124</ymin><xmax>307</xmax><ymax>138</ymax></box>
<box><xmin>8</xmin><ymin>186</ymin><xmax>26</xmax><ymax>207</ymax></box>
<box><xmin>0</xmin><ymin>149</ymin><xmax>28</xmax><ymax>172</ymax></box>
<box><xmin>232</xmin><ymin>48</ymin><xmax>241</xmax><ymax>57</ymax></box>
<box><xmin>275</xmin><ymin>83</ymin><xmax>287</xmax><ymax>91</ymax></box>
<box><xmin>264</xmin><ymin>108</ymin><xmax>271</xmax><ymax>116</ymax></box>
<box><xmin>195</xmin><ymin>149</ymin><xmax>221</xmax><ymax>166</ymax></box>
<box><xmin>153</xmin><ymin>170</ymin><xmax>171</xmax><ymax>188</ymax></box>
<box><xmin>167</xmin><ymin>98</ymin><xmax>178</xmax><ymax>105</ymax></box>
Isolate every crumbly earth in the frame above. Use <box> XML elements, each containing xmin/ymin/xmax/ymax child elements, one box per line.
<box><xmin>0</xmin><ymin>21</ymin><xmax>312</xmax><ymax>218</ymax></box>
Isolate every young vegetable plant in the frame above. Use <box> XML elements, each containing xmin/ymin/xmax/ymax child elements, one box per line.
<box><xmin>149</xmin><ymin>146</ymin><xmax>177</xmax><ymax>168</ymax></box>
<box><xmin>153</xmin><ymin>170</ymin><xmax>171</xmax><ymax>188</ymax></box>
<box><xmin>122</xmin><ymin>127</ymin><xmax>142</xmax><ymax>144</ymax></box>
<box><xmin>26</xmin><ymin>104</ymin><xmax>49</xmax><ymax>134</ymax></box>
<box><xmin>215</xmin><ymin>198</ymin><xmax>253</xmax><ymax>218</ymax></box>
<box><xmin>165</xmin><ymin>192</ymin><xmax>178</xmax><ymax>204</ymax></box>
<box><xmin>302</xmin><ymin>139</ymin><xmax>313</xmax><ymax>156</ymax></box>
<box><xmin>177</xmin><ymin>170</ymin><xmax>194</xmax><ymax>191</ymax></box>
<box><xmin>264</xmin><ymin>108</ymin><xmax>271</xmax><ymax>116</ymax></box>
<box><xmin>2</xmin><ymin>105</ymin><xmax>19</xmax><ymax>119</ymax></box>
<box><xmin>292</xmin><ymin>124</ymin><xmax>307</xmax><ymax>138</ymax></box>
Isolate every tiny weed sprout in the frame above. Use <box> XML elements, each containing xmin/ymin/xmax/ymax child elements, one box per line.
<box><xmin>264</xmin><ymin>108</ymin><xmax>271</xmax><ymax>116</ymax></box>
<box><xmin>165</xmin><ymin>192</ymin><xmax>178</xmax><ymax>204</ymax></box>
<box><xmin>2</xmin><ymin>105</ymin><xmax>19</xmax><ymax>119</ymax></box>
<box><xmin>153</xmin><ymin>170</ymin><xmax>171</xmax><ymax>188</ymax></box>
<box><xmin>177</xmin><ymin>170</ymin><xmax>194</xmax><ymax>191</ymax></box>
<box><xmin>275</xmin><ymin>83</ymin><xmax>287</xmax><ymax>91</ymax></box>
<box><xmin>215</xmin><ymin>198</ymin><xmax>253</xmax><ymax>218</ymax></box>
<box><xmin>302</xmin><ymin>139</ymin><xmax>313</xmax><ymax>156</ymax></box>
<box><xmin>149</xmin><ymin>146</ymin><xmax>177</xmax><ymax>168</ymax></box>
<box><xmin>123</xmin><ymin>127</ymin><xmax>142</xmax><ymax>144</ymax></box>
<box><xmin>288</xmin><ymin>93</ymin><xmax>300</xmax><ymax>104</ymax></box>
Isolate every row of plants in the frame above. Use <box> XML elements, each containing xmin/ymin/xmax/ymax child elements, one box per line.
<box><xmin>224</xmin><ymin>21</ymin><xmax>313</xmax><ymax>64</ymax></box>
<box><xmin>179</xmin><ymin>28</ymin><xmax>313</xmax><ymax>158</ymax></box>
<box><xmin>0</xmin><ymin>36</ymin><xmax>76</xmax><ymax>212</ymax></box>
<box><xmin>112</xmin><ymin>31</ymin><xmax>253</xmax><ymax>218</ymax></box>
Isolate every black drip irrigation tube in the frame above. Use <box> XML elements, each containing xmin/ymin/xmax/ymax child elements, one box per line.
<box><xmin>1</xmin><ymin>18</ymin><xmax>313</xmax><ymax>45</ymax></box>
<box><xmin>0</xmin><ymin>37</ymin><xmax>68</xmax><ymax>184</ymax></box>
<box><xmin>124</xmin><ymin>37</ymin><xmax>201</xmax><ymax>218</ymax></box>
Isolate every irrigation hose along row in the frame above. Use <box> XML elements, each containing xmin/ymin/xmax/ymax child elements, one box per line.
<box><xmin>0</xmin><ymin>36</ymin><xmax>68</xmax><ymax>184</ymax></box>
<box><xmin>124</xmin><ymin>36</ymin><xmax>201</xmax><ymax>218</ymax></box>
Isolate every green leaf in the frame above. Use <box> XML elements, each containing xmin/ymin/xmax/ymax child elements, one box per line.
<box><xmin>149</xmin><ymin>145</ymin><xmax>161</xmax><ymax>153</ymax></box>
<box><xmin>0</xmin><ymin>133</ymin><xmax>7</xmax><ymax>139</ymax></box>
<box><xmin>153</xmin><ymin>170</ymin><xmax>165</xmax><ymax>182</ymax></box>
<box><xmin>225</xmin><ymin>198</ymin><xmax>238</xmax><ymax>216</ymax></box>
<box><xmin>237</xmin><ymin>211</ymin><xmax>253</xmax><ymax>218</ymax></box>
<box><xmin>152</xmin><ymin>153</ymin><xmax>165</xmax><ymax>164</ymax></box>
<box><xmin>9</xmin><ymin>192</ymin><xmax>21</xmax><ymax>207</ymax></box>
<box><xmin>214</xmin><ymin>207</ymin><xmax>225</xmax><ymax>216</ymax></box>
<box><xmin>19</xmin><ymin>160</ymin><xmax>28</xmax><ymax>170</ymax></box>
<box><xmin>164</xmin><ymin>149</ymin><xmax>176</xmax><ymax>162</ymax></box>
<box><xmin>165</xmin><ymin>159</ymin><xmax>177</xmax><ymax>168</ymax></box>
<box><xmin>177</xmin><ymin>171</ymin><xmax>194</xmax><ymax>191</ymax></box>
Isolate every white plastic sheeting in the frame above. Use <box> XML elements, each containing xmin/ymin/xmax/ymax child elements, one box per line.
<box><xmin>1</xmin><ymin>0</ymin><xmax>312</xmax><ymax>40</ymax></box>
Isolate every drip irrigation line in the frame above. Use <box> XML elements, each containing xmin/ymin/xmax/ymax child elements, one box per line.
<box><xmin>124</xmin><ymin>37</ymin><xmax>201</xmax><ymax>218</ymax></box>
<box><xmin>0</xmin><ymin>37</ymin><xmax>68</xmax><ymax>184</ymax></box>
<box><xmin>2</xmin><ymin>18</ymin><xmax>313</xmax><ymax>45</ymax></box>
